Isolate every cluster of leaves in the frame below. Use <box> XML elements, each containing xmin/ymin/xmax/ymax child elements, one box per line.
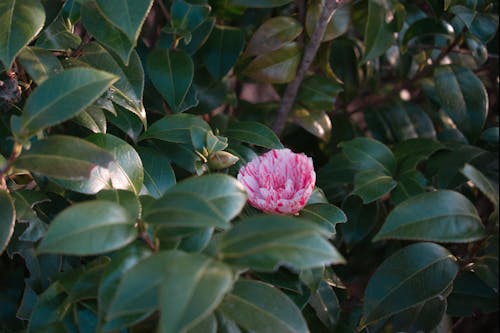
<box><xmin>0</xmin><ymin>0</ymin><xmax>498</xmax><ymax>332</ymax></box>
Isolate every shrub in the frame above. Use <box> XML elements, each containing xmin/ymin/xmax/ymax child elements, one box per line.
<box><xmin>0</xmin><ymin>0</ymin><xmax>498</xmax><ymax>332</ymax></box>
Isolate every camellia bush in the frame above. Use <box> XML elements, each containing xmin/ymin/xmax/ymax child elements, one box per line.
<box><xmin>0</xmin><ymin>0</ymin><xmax>498</xmax><ymax>332</ymax></box>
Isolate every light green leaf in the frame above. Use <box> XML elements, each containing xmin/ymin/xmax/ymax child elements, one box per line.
<box><xmin>37</xmin><ymin>200</ymin><xmax>137</xmax><ymax>255</ymax></box>
<box><xmin>0</xmin><ymin>190</ymin><xmax>16</xmax><ymax>255</ymax></box>
<box><xmin>13</xmin><ymin>67</ymin><xmax>117</xmax><ymax>139</ymax></box>
<box><xmin>218</xmin><ymin>280</ymin><xmax>308</xmax><ymax>333</ymax></box>
<box><xmin>306</xmin><ymin>0</ymin><xmax>350</xmax><ymax>42</ymax></box>
<box><xmin>352</xmin><ymin>170</ymin><xmax>398</xmax><ymax>204</ymax></box>
<box><xmin>0</xmin><ymin>0</ymin><xmax>45</xmax><ymax>69</ymax></box>
<box><xmin>95</xmin><ymin>0</ymin><xmax>154</xmax><ymax>44</ymax></box>
<box><xmin>243</xmin><ymin>42</ymin><xmax>301</xmax><ymax>84</ymax></box>
<box><xmin>14</xmin><ymin>135</ymin><xmax>114</xmax><ymax>180</ymax></box>
<box><xmin>244</xmin><ymin>16</ymin><xmax>302</xmax><ymax>57</ymax></box>
<box><xmin>291</xmin><ymin>108</ymin><xmax>332</xmax><ymax>142</ymax></box>
<box><xmin>360</xmin><ymin>242</ymin><xmax>458</xmax><ymax>328</ymax></box>
<box><xmin>225</xmin><ymin>121</ymin><xmax>283</xmax><ymax>149</ymax></box>
<box><xmin>374</xmin><ymin>190</ymin><xmax>486</xmax><ymax>243</ymax></box>
<box><xmin>219</xmin><ymin>215</ymin><xmax>345</xmax><ymax>271</ymax></box>
<box><xmin>17</xmin><ymin>47</ymin><xmax>63</xmax><ymax>84</ymax></box>
<box><xmin>74</xmin><ymin>106</ymin><xmax>107</xmax><ymax>133</ymax></box>
<box><xmin>36</xmin><ymin>16</ymin><xmax>81</xmax><ymax>51</ymax></box>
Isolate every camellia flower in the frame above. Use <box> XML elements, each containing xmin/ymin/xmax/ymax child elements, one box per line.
<box><xmin>237</xmin><ymin>148</ymin><xmax>316</xmax><ymax>215</ymax></box>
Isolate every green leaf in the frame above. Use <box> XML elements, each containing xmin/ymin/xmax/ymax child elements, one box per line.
<box><xmin>14</xmin><ymin>135</ymin><xmax>114</xmax><ymax>180</ymax></box>
<box><xmin>97</xmin><ymin>189</ymin><xmax>141</xmax><ymax>220</ymax></box>
<box><xmin>306</xmin><ymin>0</ymin><xmax>350</xmax><ymax>42</ymax></box>
<box><xmin>142</xmin><ymin>191</ymin><xmax>229</xmax><ymax>229</ymax></box>
<box><xmin>138</xmin><ymin>147</ymin><xmax>176</xmax><ymax>199</ymax></box>
<box><xmin>187</xmin><ymin>314</ymin><xmax>217</xmax><ymax>333</ymax></box>
<box><xmin>299</xmin><ymin>203</ymin><xmax>347</xmax><ymax>237</ymax></box>
<box><xmin>80</xmin><ymin>0</ymin><xmax>134</xmax><ymax>64</ymax></box>
<box><xmin>361</xmin><ymin>0</ymin><xmax>395</xmax><ymax>63</ymax></box>
<box><xmin>401</xmin><ymin>18</ymin><xmax>454</xmax><ymax>51</ymax></box>
<box><xmin>228</xmin><ymin>0</ymin><xmax>293</xmax><ymax>7</ymax></box>
<box><xmin>201</xmin><ymin>25</ymin><xmax>245</xmax><ymax>80</ymax></box>
<box><xmin>0</xmin><ymin>190</ymin><xmax>15</xmax><ymax>255</ymax></box>
<box><xmin>179</xmin><ymin>17</ymin><xmax>215</xmax><ymax>55</ymax></box>
<box><xmin>340</xmin><ymin>137</ymin><xmax>396</xmax><ymax>175</ymax></box>
<box><xmin>0</xmin><ymin>0</ymin><xmax>45</xmax><ymax>69</ymax></box>
<box><xmin>460</xmin><ymin>163</ymin><xmax>499</xmax><ymax>219</ymax></box>
<box><xmin>36</xmin><ymin>16</ymin><xmax>81</xmax><ymax>51</ymax></box>
<box><xmin>167</xmin><ymin>174</ymin><xmax>247</xmax><ymax>222</ymax></box>
<box><xmin>450</xmin><ymin>5</ymin><xmax>499</xmax><ymax>43</ymax></box>
<box><xmin>340</xmin><ymin>196</ymin><xmax>379</xmax><ymax>248</ymax></box>
<box><xmin>225</xmin><ymin>121</ymin><xmax>283</xmax><ymax>149</ymax></box>
<box><xmin>27</xmin><ymin>282</ymin><xmax>68</xmax><ymax>333</ymax></box>
<box><xmin>374</xmin><ymin>190</ymin><xmax>486</xmax><ymax>243</ymax></box>
<box><xmin>219</xmin><ymin>215</ymin><xmax>345</xmax><ymax>271</ymax></box>
<box><xmin>17</xmin><ymin>47</ymin><xmax>63</xmax><ymax>84</ymax></box>
<box><xmin>13</xmin><ymin>67</ymin><xmax>117</xmax><ymax>139</ymax></box>
<box><xmin>218</xmin><ymin>279</ymin><xmax>308</xmax><ymax>333</ymax></box>
<box><xmin>87</xmin><ymin>133</ymin><xmax>144</xmax><ymax>195</ymax></box>
<box><xmin>37</xmin><ymin>200</ymin><xmax>137</xmax><ymax>255</ymax></box>
<box><xmin>147</xmin><ymin>48</ymin><xmax>195</xmax><ymax>112</ymax></box>
<box><xmin>80</xmin><ymin>42</ymin><xmax>146</xmax><ymax>127</ymax></box>
<box><xmin>360</xmin><ymin>242</ymin><xmax>458</xmax><ymax>328</ymax></box>
<box><xmin>352</xmin><ymin>170</ymin><xmax>398</xmax><ymax>204</ymax></box>
<box><xmin>434</xmin><ymin>65</ymin><xmax>488</xmax><ymax>141</ymax></box>
<box><xmin>171</xmin><ymin>0</ymin><xmax>210</xmax><ymax>33</ymax></box>
<box><xmin>74</xmin><ymin>106</ymin><xmax>107</xmax><ymax>133</ymax></box>
<box><xmin>309</xmin><ymin>280</ymin><xmax>340</xmax><ymax>330</ymax></box>
<box><xmin>296</xmin><ymin>75</ymin><xmax>343</xmax><ymax>111</ymax></box>
<box><xmin>244</xmin><ymin>16</ymin><xmax>302</xmax><ymax>57</ymax></box>
<box><xmin>108</xmin><ymin>250</ymin><xmax>233</xmax><ymax>328</ymax></box>
<box><xmin>243</xmin><ymin>42</ymin><xmax>301</xmax><ymax>84</ymax></box>
<box><xmin>158</xmin><ymin>252</ymin><xmax>233</xmax><ymax>333</ymax></box>
<box><xmin>95</xmin><ymin>0</ymin><xmax>154</xmax><ymax>44</ymax></box>
<box><xmin>140</xmin><ymin>113</ymin><xmax>210</xmax><ymax>143</ymax></box>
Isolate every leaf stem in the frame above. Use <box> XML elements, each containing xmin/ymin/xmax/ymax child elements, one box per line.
<box><xmin>272</xmin><ymin>0</ymin><xmax>350</xmax><ymax>136</ymax></box>
<box><xmin>140</xmin><ymin>231</ymin><xmax>158</xmax><ymax>252</ymax></box>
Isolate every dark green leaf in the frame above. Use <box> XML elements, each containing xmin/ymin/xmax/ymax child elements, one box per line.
<box><xmin>140</xmin><ymin>113</ymin><xmax>210</xmax><ymax>143</ymax></box>
<box><xmin>12</xmin><ymin>68</ymin><xmax>117</xmax><ymax>139</ymax></box>
<box><xmin>138</xmin><ymin>147</ymin><xmax>176</xmax><ymax>199</ymax></box>
<box><xmin>340</xmin><ymin>137</ymin><xmax>396</xmax><ymax>175</ymax></box>
<box><xmin>352</xmin><ymin>170</ymin><xmax>397</xmax><ymax>204</ymax></box>
<box><xmin>218</xmin><ymin>279</ymin><xmax>308</xmax><ymax>333</ymax></box>
<box><xmin>450</xmin><ymin>5</ymin><xmax>499</xmax><ymax>42</ymax></box>
<box><xmin>17</xmin><ymin>47</ymin><xmax>63</xmax><ymax>84</ymax></box>
<box><xmin>147</xmin><ymin>48</ymin><xmax>195</xmax><ymax>113</ymax></box>
<box><xmin>36</xmin><ymin>16</ymin><xmax>81</xmax><ymax>51</ymax></box>
<box><xmin>374</xmin><ymin>190</ymin><xmax>486</xmax><ymax>243</ymax></box>
<box><xmin>225</xmin><ymin>121</ymin><xmax>283</xmax><ymax>149</ymax></box>
<box><xmin>299</xmin><ymin>203</ymin><xmax>347</xmax><ymax>237</ymax></box>
<box><xmin>296</xmin><ymin>75</ymin><xmax>343</xmax><ymax>111</ymax></box>
<box><xmin>187</xmin><ymin>314</ymin><xmax>217</xmax><ymax>333</ymax></box>
<box><xmin>179</xmin><ymin>17</ymin><xmax>215</xmax><ymax>55</ymax></box>
<box><xmin>460</xmin><ymin>163</ymin><xmax>499</xmax><ymax>209</ymax></box>
<box><xmin>244</xmin><ymin>16</ymin><xmax>302</xmax><ymax>57</ymax></box>
<box><xmin>171</xmin><ymin>0</ymin><xmax>210</xmax><ymax>33</ymax></box>
<box><xmin>306</xmin><ymin>0</ymin><xmax>350</xmax><ymax>41</ymax></box>
<box><xmin>361</xmin><ymin>0</ymin><xmax>395</xmax><ymax>63</ymax></box>
<box><xmin>201</xmin><ymin>25</ymin><xmax>245</xmax><ymax>80</ymax></box>
<box><xmin>219</xmin><ymin>215</ymin><xmax>345</xmax><ymax>271</ymax></box>
<box><xmin>37</xmin><ymin>200</ymin><xmax>137</xmax><ymax>255</ymax></box>
<box><xmin>27</xmin><ymin>282</ymin><xmax>68</xmax><ymax>333</ymax></box>
<box><xmin>402</xmin><ymin>18</ymin><xmax>454</xmax><ymax>51</ymax></box>
<box><xmin>167</xmin><ymin>174</ymin><xmax>247</xmax><ymax>222</ymax></box>
<box><xmin>434</xmin><ymin>65</ymin><xmax>488</xmax><ymax>141</ymax></box>
<box><xmin>97</xmin><ymin>189</ymin><xmax>141</xmax><ymax>220</ymax></box>
<box><xmin>243</xmin><ymin>42</ymin><xmax>301</xmax><ymax>84</ymax></box>
<box><xmin>0</xmin><ymin>190</ymin><xmax>15</xmax><ymax>255</ymax></box>
<box><xmin>0</xmin><ymin>0</ymin><xmax>45</xmax><ymax>69</ymax></box>
<box><xmin>73</xmin><ymin>106</ymin><xmax>107</xmax><ymax>133</ymax></box>
<box><xmin>14</xmin><ymin>135</ymin><xmax>114</xmax><ymax>180</ymax></box>
<box><xmin>340</xmin><ymin>196</ymin><xmax>379</xmax><ymax>248</ymax></box>
<box><xmin>309</xmin><ymin>280</ymin><xmax>340</xmax><ymax>330</ymax></box>
<box><xmin>360</xmin><ymin>242</ymin><xmax>458</xmax><ymax>328</ymax></box>
<box><xmin>95</xmin><ymin>0</ymin><xmax>154</xmax><ymax>44</ymax></box>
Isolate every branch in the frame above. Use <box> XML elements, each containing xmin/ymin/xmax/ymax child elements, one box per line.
<box><xmin>272</xmin><ymin>0</ymin><xmax>348</xmax><ymax>136</ymax></box>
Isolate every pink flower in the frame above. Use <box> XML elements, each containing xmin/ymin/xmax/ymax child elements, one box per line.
<box><xmin>237</xmin><ymin>148</ymin><xmax>316</xmax><ymax>215</ymax></box>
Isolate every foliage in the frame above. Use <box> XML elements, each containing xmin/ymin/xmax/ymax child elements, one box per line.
<box><xmin>0</xmin><ymin>0</ymin><xmax>498</xmax><ymax>332</ymax></box>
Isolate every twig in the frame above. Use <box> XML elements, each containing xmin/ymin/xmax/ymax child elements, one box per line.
<box><xmin>272</xmin><ymin>0</ymin><xmax>350</xmax><ymax>136</ymax></box>
<box><xmin>140</xmin><ymin>231</ymin><xmax>158</xmax><ymax>252</ymax></box>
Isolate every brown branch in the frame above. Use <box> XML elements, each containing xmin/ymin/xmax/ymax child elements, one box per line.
<box><xmin>272</xmin><ymin>0</ymin><xmax>349</xmax><ymax>136</ymax></box>
<box><xmin>140</xmin><ymin>231</ymin><xmax>158</xmax><ymax>252</ymax></box>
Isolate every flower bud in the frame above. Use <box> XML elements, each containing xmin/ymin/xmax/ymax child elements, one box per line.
<box><xmin>207</xmin><ymin>151</ymin><xmax>239</xmax><ymax>170</ymax></box>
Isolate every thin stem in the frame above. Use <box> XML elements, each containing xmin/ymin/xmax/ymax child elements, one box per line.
<box><xmin>272</xmin><ymin>0</ymin><xmax>350</xmax><ymax>136</ymax></box>
<box><xmin>140</xmin><ymin>231</ymin><xmax>158</xmax><ymax>252</ymax></box>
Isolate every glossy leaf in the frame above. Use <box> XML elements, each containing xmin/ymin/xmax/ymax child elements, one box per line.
<box><xmin>360</xmin><ymin>242</ymin><xmax>458</xmax><ymax>328</ymax></box>
<box><xmin>224</xmin><ymin>121</ymin><xmax>283</xmax><ymax>149</ymax></box>
<box><xmin>171</xmin><ymin>0</ymin><xmax>210</xmax><ymax>33</ymax></box>
<box><xmin>12</xmin><ymin>68</ymin><xmax>117</xmax><ymax>139</ymax></box>
<box><xmin>361</xmin><ymin>0</ymin><xmax>395</xmax><ymax>63</ymax></box>
<box><xmin>0</xmin><ymin>190</ymin><xmax>15</xmax><ymax>255</ymax></box>
<box><xmin>87</xmin><ymin>134</ymin><xmax>144</xmax><ymax>195</ymax></box>
<box><xmin>219</xmin><ymin>215</ymin><xmax>345</xmax><ymax>271</ymax></box>
<box><xmin>0</xmin><ymin>0</ymin><xmax>45</xmax><ymax>69</ymax></box>
<box><xmin>299</xmin><ymin>203</ymin><xmax>347</xmax><ymax>236</ymax></box>
<box><xmin>147</xmin><ymin>48</ymin><xmax>195</xmax><ymax>112</ymax></box>
<box><xmin>296</xmin><ymin>75</ymin><xmax>343</xmax><ymax>111</ymax></box>
<box><xmin>167</xmin><ymin>174</ymin><xmax>247</xmax><ymax>222</ymax></box>
<box><xmin>17</xmin><ymin>47</ymin><xmax>63</xmax><ymax>84</ymax></box>
<box><xmin>218</xmin><ymin>280</ymin><xmax>308</xmax><ymax>333</ymax></box>
<box><xmin>374</xmin><ymin>190</ymin><xmax>486</xmax><ymax>243</ymax></box>
<box><xmin>460</xmin><ymin>163</ymin><xmax>499</xmax><ymax>209</ymax></box>
<box><xmin>309</xmin><ymin>280</ymin><xmax>340</xmax><ymax>330</ymax></box>
<box><xmin>201</xmin><ymin>25</ymin><xmax>245</xmax><ymax>80</ymax></box>
<box><xmin>140</xmin><ymin>113</ymin><xmax>210</xmax><ymax>143</ymax></box>
<box><xmin>97</xmin><ymin>189</ymin><xmax>141</xmax><ymax>220</ymax></box>
<box><xmin>74</xmin><ymin>106</ymin><xmax>107</xmax><ymax>133</ymax></box>
<box><xmin>37</xmin><ymin>200</ymin><xmax>137</xmax><ymax>255</ymax></box>
<box><xmin>434</xmin><ymin>65</ymin><xmax>488</xmax><ymax>141</ymax></box>
<box><xmin>14</xmin><ymin>135</ymin><xmax>114</xmax><ymax>180</ymax></box>
<box><xmin>450</xmin><ymin>5</ymin><xmax>499</xmax><ymax>43</ymax></box>
<box><xmin>95</xmin><ymin>0</ymin><xmax>154</xmax><ymax>44</ymax></box>
<box><xmin>352</xmin><ymin>170</ymin><xmax>398</xmax><ymax>204</ymax></box>
<box><xmin>138</xmin><ymin>147</ymin><xmax>175</xmax><ymax>199</ymax></box>
<box><xmin>306</xmin><ymin>0</ymin><xmax>350</xmax><ymax>42</ymax></box>
<box><xmin>179</xmin><ymin>17</ymin><xmax>215</xmax><ymax>55</ymax></box>
<box><xmin>243</xmin><ymin>42</ymin><xmax>301</xmax><ymax>84</ymax></box>
<box><xmin>244</xmin><ymin>17</ymin><xmax>302</xmax><ymax>57</ymax></box>
<box><xmin>340</xmin><ymin>196</ymin><xmax>379</xmax><ymax>248</ymax></box>
<box><xmin>36</xmin><ymin>16</ymin><xmax>81</xmax><ymax>51</ymax></box>
<box><xmin>340</xmin><ymin>137</ymin><xmax>396</xmax><ymax>176</ymax></box>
